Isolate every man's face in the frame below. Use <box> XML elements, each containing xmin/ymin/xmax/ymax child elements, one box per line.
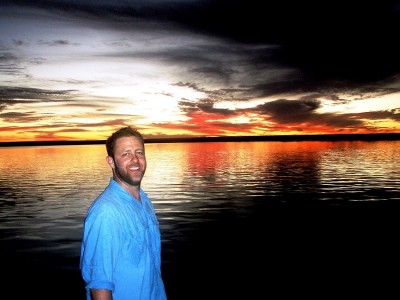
<box><xmin>108</xmin><ymin>136</ymin><xmax>147</xmax><ymax>188</ymax></box>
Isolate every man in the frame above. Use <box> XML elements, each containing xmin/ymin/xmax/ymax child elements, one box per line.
<box><xmin>80</xmin><ymin>126</ymin><xmax>167</xmax><ymax>300</ymax></box>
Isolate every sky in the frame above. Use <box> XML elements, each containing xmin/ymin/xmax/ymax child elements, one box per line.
<box><xmin>1</xmin><ymin>0</ymin><xmax>400</xmax><ymax>142</ymax></box>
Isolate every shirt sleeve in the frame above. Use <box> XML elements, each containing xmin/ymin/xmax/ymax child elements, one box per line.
<box><xmin>81</xmin><ymin>201</ymin><xmax>122</xmax><ymax>291</ymax></box>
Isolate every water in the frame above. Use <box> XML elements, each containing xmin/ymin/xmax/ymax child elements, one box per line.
<box><xmin>1</xmin><ymin>140</ymin><xmax>399</xmax><ymax>299</ymax></box>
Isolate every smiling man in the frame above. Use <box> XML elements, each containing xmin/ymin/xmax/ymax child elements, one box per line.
<box><xmin>80</xmin><ymin>126</ymin><xmax>167</xmax><ymax>300</ymax></box>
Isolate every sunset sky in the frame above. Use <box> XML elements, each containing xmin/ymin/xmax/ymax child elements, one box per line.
<box><xmin>1</xmin><ymin>0</ymin><xmax>400</xmax><ymax>142</ymax></box>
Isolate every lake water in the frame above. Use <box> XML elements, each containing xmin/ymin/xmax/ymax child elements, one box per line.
<box><xmin>1</xmin><ymin>140</ymin><xmax>399</xmax><ymax>299</ymax></box>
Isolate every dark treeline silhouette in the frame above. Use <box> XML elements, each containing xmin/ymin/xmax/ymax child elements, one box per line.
<box><xmin>1</xmin><ymin>133</ymin><xmax>399</xmax><ymax>147</ymax></box>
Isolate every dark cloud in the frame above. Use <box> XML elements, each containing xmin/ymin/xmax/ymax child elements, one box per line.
<box><xmin>355</xmin><ymin>109</ymin><xmax>400</xmax><ymax>121</ymax></box>
<box><xmin>161</xmin><ymin>1</ymin><xmax>400</xmax><ymax>83</ymax></box>
<box><xmin>0</xmin><ymin>111</ymin><xmax>48</xmax><ymax>123</ymax></box>
<box><xmin>255</xmin><ymin>99</ymin><xmax>321</xmax><ymax>123</ymax></box>
<box><xmin>3</xmin><ymin>0</ymin><xmax>399</xmax><ymax>84</ymax></box>
<box><xmin>38</xmin><ymin>39</ymin><xmax>73</xmax><ymax>46</ymax></box>
<box><xmin>246</xmin><ymin>98</ymin><xmax>368</xmax><ymax>129</ymax></box>
<box><xmin>0</xmin><ymin>87</ymin><xmax>75</xmax><ymax>103</ymax></box>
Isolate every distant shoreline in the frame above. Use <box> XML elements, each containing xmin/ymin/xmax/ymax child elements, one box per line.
<box><xmin>1</xmin><ymin>133</ymin><xmax>400</xmax><ymax>147</ymax></box>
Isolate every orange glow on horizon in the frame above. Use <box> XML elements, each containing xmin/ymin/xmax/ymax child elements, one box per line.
<box><xmin>1</xmin><ymin>126</ymin><xmax>398</xmax><ymax>143</ymax></box>
<box><xmin>1</xmin><ymin>103</ymin><xmax>399</xmax><ymax>143</ymax></box>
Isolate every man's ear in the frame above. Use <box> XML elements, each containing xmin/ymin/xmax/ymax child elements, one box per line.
<box><xmin>106</xmin><ymin>155</ymin><xmax>115</xmax><ymax>168</ymax></box>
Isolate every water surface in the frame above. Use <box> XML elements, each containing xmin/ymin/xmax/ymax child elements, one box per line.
<box><xmin>1</xmin><ymin>141</ymin><xmax>399</xmax><ymax>299</ymax></box>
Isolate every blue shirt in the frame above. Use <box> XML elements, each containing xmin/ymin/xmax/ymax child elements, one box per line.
<box><xmin>80</xmin><ymin>178</ymin><xmax>167</xmax><ymax>300</ymax></box>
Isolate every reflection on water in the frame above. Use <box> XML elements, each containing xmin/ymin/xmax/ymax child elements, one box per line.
<box><xmin>145</xmin><ymin>140</ymin><xmax>400</xmax><ymax>209</ymax></box>
<box><xmin>0</xmin><ymin>141</ymin><xmax>399</xmax><ymax>299</ymax></box>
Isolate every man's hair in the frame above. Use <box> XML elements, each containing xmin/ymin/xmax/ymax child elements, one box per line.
<box><xmin>106</xmin><ymin>126</ymin><xmax>145</xmax><ymax>157</ymax></box>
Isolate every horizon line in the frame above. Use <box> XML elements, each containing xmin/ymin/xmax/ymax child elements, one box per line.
<box><xmin>1</xmin><ymin>133</ymin><xmax>400</xmax><ymax>147</ymax></box>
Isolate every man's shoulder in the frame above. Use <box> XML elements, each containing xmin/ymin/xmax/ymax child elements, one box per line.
<box><xmin>87</xmin><ymin>188</ymin><xmax>122</xmax><ymax>213</ymax></box>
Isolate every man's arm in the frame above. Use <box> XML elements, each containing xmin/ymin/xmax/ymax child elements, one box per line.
<box><xmin>90</xmin><ymin>288</ymin><xmax>112</xmax><ymax>300</ymax></box>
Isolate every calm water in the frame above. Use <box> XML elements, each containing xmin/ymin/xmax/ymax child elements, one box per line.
<box><xmin>1</xmin><ymin>140</ymin><xmax>399</xmax><ymax>299</ymax></box>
